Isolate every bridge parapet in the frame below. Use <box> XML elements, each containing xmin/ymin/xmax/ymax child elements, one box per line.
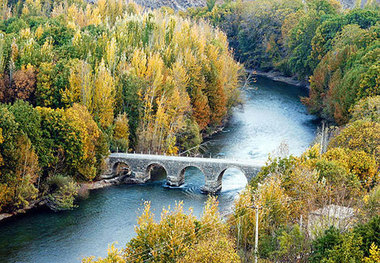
<box><xmin>106</xmin><ymin>153</ymin><xmax>264</xmax><ymax>193</ymax></box>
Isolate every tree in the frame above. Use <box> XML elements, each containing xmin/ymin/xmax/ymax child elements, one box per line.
<box><xmin>10</xmin><ymin>64</ymin><xmax>36</xmax><ymax>101</ymax></box>
<box><xmin>119</xmin><ymin>74</ymin><xmax>144</xmax><ymax>149</ymax></box>
<box><xmin>84</xmin><ymin>197</ymin><xmax>239</xmax><ymax>263</ymax></box>
<box><xmin>304</xmin><ymin>22</ymin><xmax>379</xmax><ymax>124</ymax></box>
<box><xmin>177</xmin><ymin>118</ymin><xmax>202</xmax><ymax>153</ymax></box>
<box><xmin>64</xmin><ymin>103</ymin><xmax>105</xmax><ymax>181</ymax></box>
<box><xmin>322</xmin><ymin>147</ymin><xmax>377</xmax><ymax>190</ymax></box>
<box><xmin>329</xmin><ymin>120</ymin><xmax>380</xmax><ymax>163</ymax></box>
<box><xmin>7</xmin><ymin>100</ymin><xmax>43</xmax><ymax>162</ymax></box>
<box><xmin>310</xmin><ymin>226</ymin><xmax>343</xmax><ymax>263</ymax></box>
<box><xmin>276</xmin><ymin>224</ymin><xmax>310</xmax><ymax>262</ymax></box>
<box><xmin>0</xmin><ymin>105</ymin><xmax>39</xmax><ymax>212</ymax></box>
<box><xmin>37</xmin><ymin>106</ymin><xmax>84</xmax><ymax>177</ymax></box>
<box><xmin>112</xmin><ymin>113</ymin><xmax>129</xmax><ymax>152</ymax></box>
<box><xmin>35</xmin><ymin>62</ymin><xmax>55</xmax><ymax>107</ymax></box>
<box><xmin>46</xmin><ymin>174</ymin><xmax>79</xmax><ymax>211</ymax></box>
<box><xmin>62</xmin><ymin>59</ymin><xmax>93</xmax><ymax>107</ymax></box>
<box><xmin>350</xmin><ymin>96</ymin><xmax>380</xmax><ymax>123</ymax></box>
<box><xmin>204</xmin><ymin>44</ymin><xmax>227</xmax><ymax>126</ymax></box>
<box><xmin>123</xmin><ymin>201</ymin><xmax>197</xmax><ymax>262</ymax></box>
<box><xmin>0</xmin><ymin>73</ymin><xmax>10</xmax><ymax>102</ymax></box>
<box><xmin>91</xmin><ymin>60</ymin><xmax>115</xmax><ymax>129</ymax></box>
<box><xmin>179</xmin><ymin>197</ymin><xmax>240</xmax><ymax>263</ymax></box>
<box><xmin>320</xmin><ymin>233</ymin><xmax>363</xmax><ymax>263</ymax></box>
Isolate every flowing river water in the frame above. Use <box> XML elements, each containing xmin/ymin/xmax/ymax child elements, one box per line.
<box><xmin>0</xmin><ymin>76</ymin><xmax>319</xmax><ymax>263</ymax></box>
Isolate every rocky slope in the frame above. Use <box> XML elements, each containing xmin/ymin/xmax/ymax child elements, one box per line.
<box><xmin>132</xmin><ymin>0</ymin><xmax>206</xmax><ymax>10</ymax></box>
<box><xmin>131</xmin><ymin>0</ymin><xmax>373</xmax><ymax>10</ymax></box>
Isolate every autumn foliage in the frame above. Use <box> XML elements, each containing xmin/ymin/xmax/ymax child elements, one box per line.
<box><xmin>0</xmin><ymin>0</ymin><xmax>241</xmax><ymax>212</ymax></box>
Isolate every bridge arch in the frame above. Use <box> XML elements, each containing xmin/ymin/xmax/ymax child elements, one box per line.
<box><xmin>112</xmin><ymin>161</ymin><xmax>131</xmax><ymax>177</ymax></box>
<box><xmin>178</xmin><ymin>165</ymin><xmax>206</xmax><ymax>183</ymax></box>
<box><xmin>217</xmin><ymin>166</ymin><xmax>248</xmax><ymax>184</ymax></box>
<box><xmin>146</xmin><ymin>162</ymin><xmax>168</xmax><ymax>181</ymax></box>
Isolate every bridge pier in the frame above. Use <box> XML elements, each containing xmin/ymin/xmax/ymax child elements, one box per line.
<box><xmin>201</xmin><ymin>179</ymin><xmax>222</xmax><ymax>194</ymax></box>
<box><xmin>166</xmin><ymin>176</ymin><xmax>184</xmax><ymax>187</ymax></box>
<box><xmin>127</xmin><ymin>171</ymin><xmax>150</xmax><ymax>184</ymax></box>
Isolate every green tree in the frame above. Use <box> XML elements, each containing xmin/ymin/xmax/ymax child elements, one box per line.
<box><xmin>0</xmin><ymin>105</ymin><xmax>39</xmax><ymax>212</ymax></box>
<box><xmin>310</xmin><ymin>226</ymin><xmax>343</xmax><ymax>263</ymax></box>
<box><xmin>353</xmin><ymin>216</ymin><xmax>380</xmax><ymax>258</ymax></box>
<box><xmin>321</xmin><ymin>233</ymin><xmax>363</xmax><ymax>263</ymax></box>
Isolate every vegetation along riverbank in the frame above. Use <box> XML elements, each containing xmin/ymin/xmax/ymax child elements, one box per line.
<box><xmin>0</xmin><ymin>0</ymin><xmax>243</xmax><ymax>216</ymax></box>
<box><xmin>84</xmin><ymin>0</ymin><xmax>379</xmax><ymax>262</ymax></box>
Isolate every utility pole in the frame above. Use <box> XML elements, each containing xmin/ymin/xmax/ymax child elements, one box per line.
<box><xmin>320</xmin><ymin>120</ymin><xmax>325</xmax><ymax>154</ymax></box>
<box><xmin>250</xmin><ymin>204</ymin><xmax>261</xmax><ymax>263</ymax></box>
<box><xmin>254</xmin><ymin>205</ymin><xmax>259</xmax><ymax>263</ymax></box>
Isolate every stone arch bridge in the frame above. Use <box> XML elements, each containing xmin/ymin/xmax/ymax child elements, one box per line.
<box><xmin>106</xmin><ymin>153</ymin><xmax>264</xmax><ymax>193</ymax></box>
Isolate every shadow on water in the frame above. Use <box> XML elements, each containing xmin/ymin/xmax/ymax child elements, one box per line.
<box><xmin>0</xmin><ymin>76</ymin><xmax>318</xmax><ymax>263</ymax></box>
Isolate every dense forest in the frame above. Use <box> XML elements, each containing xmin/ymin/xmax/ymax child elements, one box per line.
<box><xmin>0</xmin><ymin>0</ymin><xmax>242</xmax><ymax>212</ymax></box>
<box><xmin>187</xmin><ymin>0</ymin><xmax>379</xmax><ymax>124</ymax></box>
<box><xmin>84</xmin><ymin>0</ymin><xmax>379</xmax><ymax>262</ymax></box>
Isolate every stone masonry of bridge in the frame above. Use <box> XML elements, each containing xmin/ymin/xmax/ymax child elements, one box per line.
<box><xmin>105</xmin><ymin>153</ymin><xmax>264</xmax><ymax>193</ymax></box>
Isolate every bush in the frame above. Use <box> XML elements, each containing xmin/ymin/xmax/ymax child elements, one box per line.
<box><xmin>46</xmin><ymin>174</ymin><xmax>79</xmax><ymax>211</ymax></box>
<box><xmin>322</xmin><ymin>147</ymin><xmax>378</xmax><ymax>190</ymax></box>
<box><xmin>350</xmin><ymin>96</ymin><xmax>380</xmax><ymax>123</ymax></box>
<box><xmin>362</xmin><ymin>185</ymin><xmax>380</xmax><ymax>219</ymax></box>
<box><xmin>320</xmin><ymin>232</ymin><xmax>363</xmax><ymax>263</ymax></box>
<box><xmin>275</xmin><ymin>224</ymin><xmax>310</xmax><ymax>262</ymax></box>
<box><xmin>310</xmin><ymin>226</ymin><xmax>343</xmax><ymax>263</ymax></box>
<box><xmin>329</xmin><ymin>120</ymin><xmax>380</xmax><ymax>163</ymax></box>
<box><xmin>84</xmin><ymin>197</ymin><xmax>238</xmax><ymax>263</ymax></box>
<box><xmin>111</xmin><ymin>113</ymin><xmax>130</xmax><ymax>153</ymax></box>
<box><xmin>363</xmin><ymin>243</ymin><xmax>380</xmax><ymax>263</ymax></box>
<box><xmin>353</xmin><ymin>216</ymin><xmax>380</xmax><ymax>258</ymax></box>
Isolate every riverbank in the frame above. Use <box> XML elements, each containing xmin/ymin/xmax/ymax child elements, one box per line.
<box><xmin>0</xmin><ymin>121</ymin><xmax>233</xmax><ymax>224</ymax></box>
<box><xmin>0</xmin><ymin>199</ymin><xmax>47</xmax><ymax>223</ymax></box>
<box><xmin>0</xmin><ymin>71</ymin><xmax>319</xmax><ymax>263</ymax></box>
<box><xmin>0</xmin><ymin>72</ymin><xmax>306</xmax><ymax>224</ymax></box>
<box><xmin>0</xmin><ymin>72</ymin><xmax>312</xmax><ymax>225</ymax></box>
<box><xmin>0</xmin><ymin>176</ymin><xmax>125</xmax><ymax>224</ymax></box>
<box><xmin>248</xmin><ymin>69</ymin><xmax>310</xmax><ymax>89</ymax></box>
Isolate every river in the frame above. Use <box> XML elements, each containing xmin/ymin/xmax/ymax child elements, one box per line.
<box><xmin>0</xmin><ymin>76</ymin><xmax>318</xmax><ymax>263</ymax></box>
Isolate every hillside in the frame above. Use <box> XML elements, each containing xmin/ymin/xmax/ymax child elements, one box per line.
<box><xmin>130</xmin><ymin>0</ymin><xmax>371</xmax><ymax>10</ymax></box>
<box><xmin>131</xmin><ymin>0</ymin><xmax>205</xmax><ymax>10</ymax></box>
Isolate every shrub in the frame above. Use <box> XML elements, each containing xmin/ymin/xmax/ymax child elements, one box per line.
<box><xmin>350</xmin><ymin>96</ymin><xmax>380</xmax><ymax>123</ymax></box>
<box><xmin>310</xmin><ymin>226</ymin><xmax>343</xmax><ymax>263</ymax></box>
<box><xmin>353</xmin><ymin>216</ymin><xmax>380</xmax><ymax>258</ymax></box>
<box><xmin>329</xmin><ymin>120</ymin><xmax>380</xmax><ymax>163</ymax></box>
<box><xmin>46</xmin><ymin>174</ymin><xmax>79</xmax><ymax>211</ymax></box>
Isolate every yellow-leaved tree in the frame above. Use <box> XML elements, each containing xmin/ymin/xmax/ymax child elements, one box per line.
<box><xmin>91</xmin><ymin>60</ymin><xmax>115</xmax><ymax>129</ymax></box>
<box><xmin>83</xmin><ymin>197</ymin><xmax>239</xmax><ymax>263</ymax></box>
<box><xmin>64</xmin><ymin>104</ymin><xmax>102</xmax><ymax>181</ymax></box>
